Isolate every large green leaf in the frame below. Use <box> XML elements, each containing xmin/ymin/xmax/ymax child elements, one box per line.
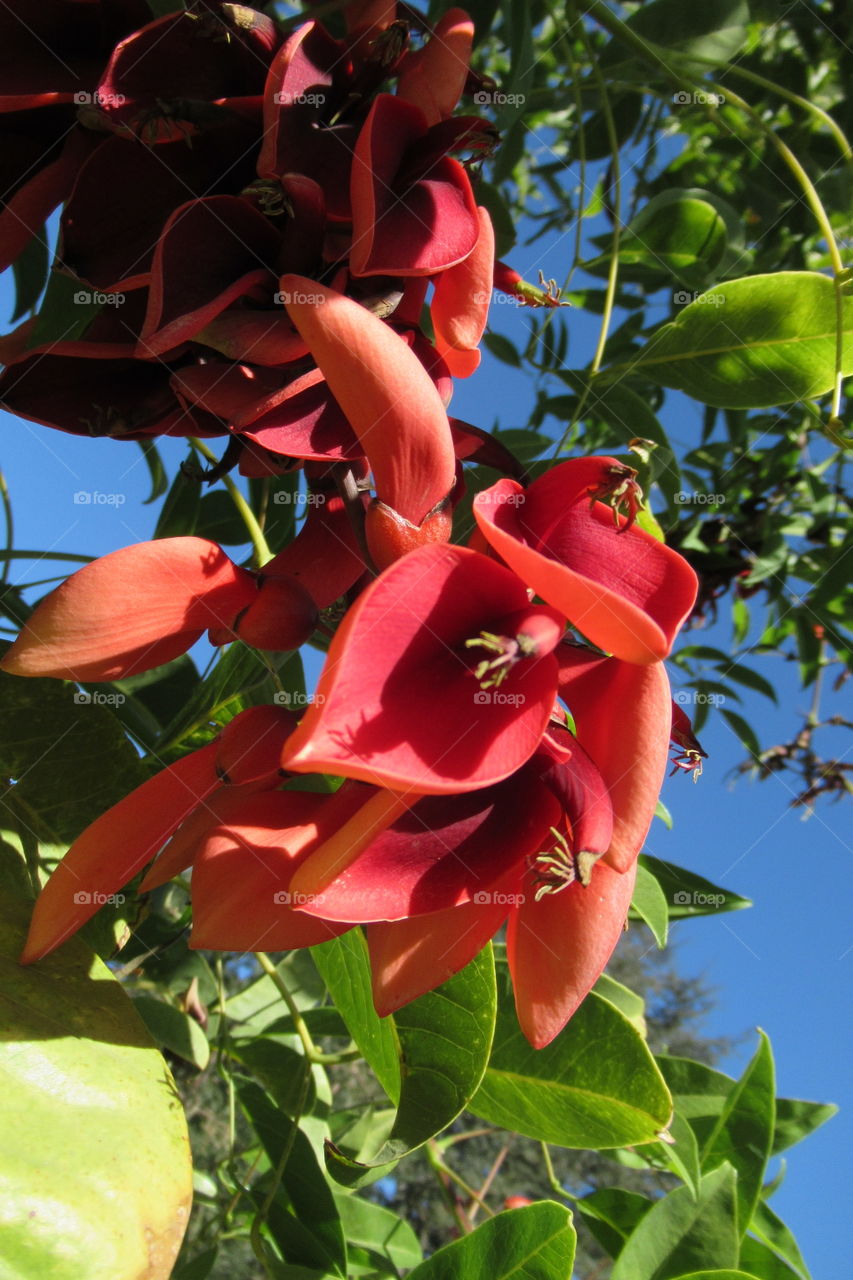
<box><xmin>405</xmin><ymin>1202</ymin><xmax>575</xmax><ymax>1280</ymax></box>
<box><xmin>317</xmin><ymin>936</ymin><xmax>496</xmax><ymax>1185</ymax></box>
<box><xmin>606</xmin><ymin>273</ymin><xmax>853</xmax><ymax>408</ymax></box>
<box><xmin>589</xmin><ymin>193</ymin><xmax>727</xmax><ymax>289</ymax></box>
<box><xmin>0</xmin><ymin>887</ymin><xmax>192</xmax><ymax>1279</ymax></box>
<box><xmin>611</xmin><ymin>1165</ymin><xmax>740</xmax><ymax>1280</ymax></box>
<box><xmin>631</xmin><ymin>860</ymin><xmax>670</xmax><ymax>947</ymax></box>
<box><xmin>749</xmin><ymin>1201</ymin><xmax>810</xmax><ymax>1280</ymax></box>
<box><xmin>701</xmin><ymin>1032</ymin><xmax>775</xmax><ymax>1234</ymax></box>
<box><xmin>470</xmin><ymin>993</ymin><xmax>672</xmax><ymax>1148</ymax></box>
<box><xmin>576</xmin><ymin>1187</ymin><xmax>654</xmax><ymax>1257</ymax></box>
<box><xmin>312</xmin><ymin>931</ymin><xmax>400</xmax><ymax>1102</ymax></box>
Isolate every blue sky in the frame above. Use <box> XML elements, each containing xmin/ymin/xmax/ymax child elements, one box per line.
<box><xmin>1</xmin><ymin>181</ymin><xmax>849</xmax><ymax>1276</ymax></box>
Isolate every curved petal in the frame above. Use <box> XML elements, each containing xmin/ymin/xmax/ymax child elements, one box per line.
<box><xmin>0</xmin><ymin>538</ymin><xmax>256</xmax><ymax>681</ymax></box>
<box><xmin>396</xmin><ymin>8</ymin><xmax>474</xmax><ymax>125</ymax></box>
<box><xmin>507</xmin><ymin>859</ymin><xmax>637</xmax><ymax>1048</ymax></box>
<box><xmin>281</xmin><ymin>275</ymin><xmax>455</xmax><ymax>523</ymax></box>
<box><xmin>280</xmin><ymin>544</ymin><xmax>561</xmax><ymax>794</ymax></box>
<box><xmin>558</xmin><ymin>649</ymin><xmax>672</xmax><ymax>872</ymax></box>
<box><xmin>189</xmin><ymin>789</ymin><xmax>356</xmax><ymax>951</ymax></box>
<box><xmin>264</xmin><ymin>493</ymin><xmax>367</xmax><ymax>609</ymax></box>
<box><xmin>21</xmin><ymin>743</ymin><xmax>220</xmax><ymax>963</ymax></box>
<box><xmin>431</xmin><ymin>205</ymin><xmax>494</xmax><ymax>374</ymax></box>
<box><xmin>299</xmin><ymin>768</ymin><xmax>561</xmax><ymax>921</ymax></box>
<box><xmin>474</xmin><ymin>461</ymin><xmax>698</xmax><ymax>663</ymax></box>
<box><xmin>368</xmin><ymin>890</ymin><xmax>513</xmax><ymax>1015</ymax></box>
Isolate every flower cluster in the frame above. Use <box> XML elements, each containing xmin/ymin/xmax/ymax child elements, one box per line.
<box><xmin>1</xmin><ymin>1</ymin><xmax>702</xmax><ymax>1048</ymax></box>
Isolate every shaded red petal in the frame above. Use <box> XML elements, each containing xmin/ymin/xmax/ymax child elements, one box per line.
<box><xmin>350</xmin><ymin>95</ymin><xmax>479</xmax><ymax>277</ymax></box>
<box><xmin>141</xmin><ymin>196</ymin><xmax>280</xmax><ymax>355</ymax></box>
<box><xmin>21</xmin><ymin>743</ymin><xmax>220</xmax><ymax>963</ymax></box>
<box><xmin>0</xmin><ymin>538</ymin><xmax>256</xmax><ymax>681</ymax></box>
<box><xmin>264</xmin><ymin>493</ymin><xmax>367</xmax><ymax>609</ymax></box>
<box><xmin>431</xmin><ymin>205</ymin><xmax>494</xmax><ymax>375</ymax></box>
<box><xmin>299</xmin><ymin>767</ymin><xmax>561</xmax><ymax>922</ymax></box>
<box><xmin>237</xmin><ymin>367</ymin><xmax>362</xmax><ymax>463</ymax></box>
<box><xmin>281</xmin><ymin>544</ymin><xmax>561</xmax><ymax>794</ymax></box>
<box><xmin>189</xmin><ymin>789</ymin><xmax>356</xmax><ymax>951</ymax></box>
<box><xmin>508</xmin><ymin>859</ymin><xmax>637</xmax><ymax>1048</ymax></box>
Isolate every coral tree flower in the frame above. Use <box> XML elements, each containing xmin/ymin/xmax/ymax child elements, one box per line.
<box><xmin>473</xmin><ymin>456</ymin><xmax>699</xmax><ymax>664</ymax></box>
<box><xmin>281</xmin><ymin>543</ymin><xmax>566</xmax><ymax>795</ymax></box>
<box><xmin>0</xmin><ymin>537</ymin><xmax>317</xmax><ymax>682</ymax></box>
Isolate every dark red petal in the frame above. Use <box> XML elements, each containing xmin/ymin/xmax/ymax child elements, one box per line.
<box><xmin>21</xmin><ymin>743</ymin><xmax>220</xmax><ymax>963</ymax></box>
<box><xmin>264</xmin><ymin>493</ymin><xmax>367</xmax><ymax>609</ymax></box>
<box><xmin>141</xmin><ymin>196</ymin><xmax>280</xmax><ymax>355</ymax></box>
<box><xmin>299</xmin><ymin>768</ymin><xmax>561</xmax><ymax>922</ymax></box>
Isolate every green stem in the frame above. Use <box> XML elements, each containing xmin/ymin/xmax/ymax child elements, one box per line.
<box><xmin>254</xmin><ymin>951</ymin><xmax>359</xmax><ymax>1065</ymax></box>
<box><xmin>540</xmin><ymin>1142</ymin><xmax>574</xmax><ymax>1201</ymax></box>
<box><xmin>189</xmin><ymin>437</ymin><xmax>271</xmax><ymax>568</ymax></box>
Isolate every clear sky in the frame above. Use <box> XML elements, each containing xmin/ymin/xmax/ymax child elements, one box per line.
<box><xmin>1</xmin><ymin>195</ymin><xmax>849</xmax><ymax>1277</ymax></box>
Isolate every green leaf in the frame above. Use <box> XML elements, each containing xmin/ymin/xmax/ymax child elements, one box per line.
<box><xmin>631</xmin><ymin>860</ymin><xmax>670</xmax><ymax>947</ymax></box>
<box><xmin>26</xmin><ymin>269</ymin><xmax>102</xmax><ymax>350</ymax></box>
<box><xmin>660</xmin><ymin>1110</ymin><xmax>703</xmax><ymax>1198</ymax></box>
<box><xmin>639</xmin><ymin>856</ymin><xmax>751</xmax><ymax>919</ymax></box>
<box><xmin>333</xmin><ymin>1193</ymin><xmax>423</xmax><ymax>1274</ymax></box>
<box><xmin>593</xmin><ymin>973</ymin><xmax>646</xmax><ymax>1036</ymax></box>
<box><xmin>228</xmin><ymin>1037</ymin><xmax>317</xmax><ymax>1118</ymax></box>
<box><xmin>720</xmin><ymin>709</ymin><xmax>762</xmax><ymax>758</ymax></box>
<box><xmin>608</xmin><ymin>272</ymin><xmax>853</xmax><ymax>409</ymax></box>
<box><xmin>749</xmin><ymin>1201</ymin><xmax>811</xmax><ymax>1280</ymax></box>
<box><xmin>154</xmin><ymin>468</ymin><xmax>202</xmax><ymax>539</ymax></box>
<box><xmin>312</xmin><ymin>931</ymin><xmax>400</xmax><ymax>1102</ymax></box>
<box><xmin>196</xmin><ymin>489</ymin><xmax>253</xmax><ymax>547</ymax></box>
<box><xmin>470</xmin><ymin>993</ymin><xmax>672</xmax><ymax>1148</ymax></box>
<box><xmin>238</xmin><ymin>1081</ymin><xmax>347</xmax><ymax>1277</ymax></box>
<box><xmin>0</xmin><ymin>670</ymin><xmax>147</xmax><ymax>846</ymax></box>
<box><xmin>323</xmin><ymin>943</ymin><xmax>497</xmax><ymax>1185</ymax></box>
<box><xmin>159</xmin><ymin>646</ymin><xmax>304</xmax><ymax>751</ymax></box>
<box><xmin>615</xmin><ymin>0</ymin><xmax>750</xmax><ymax>72</ymax></box>
<box><xmin>719</xmin><ymin>663</ymin><xmax>778</xmax><ymax>704</ymax></box>
<box><xmin>576</xmin><ymin>1187</ymin><xmax>653</xmax><ymax>1257</ymax></box>
<box><xmin>591</xmin><ymin>194</ymin><xmax>727</xmax><ymax>289</ymax></box>
<box><xmin>701</xmin><ymin>1032</ymin><xmax>775</xmax><ymax>1234</ymax></box>
<box><xmin>405</xmin><ymin>1202</ymin><xmax>575</xmax><ymax>1280</ymax></box>
<box><xmin>667</xmin><ymin>1273</ymin><xmax>761</xmax><ymax>1280</ymax></box>
<box><xmin>484</xmin><ymin>331</ymin><xmax>522</xmax><ymax>366</ymax></box>
<box><xmin>11</xmin><ymin>226</ymin><xmax>49</xmax><ymax>321</ymax></box>
<box><xmin>137</xmin><ymin>440</ymin><xmax>168</xmax><ymax>504</ymax></box>
<box><xmin>611</xmin><ymin>1165</ymin><xmax>740</xmax><ymax>1280</ymax></box>
<box><xmin>0</xmin><ymin>889</ymin><xmax>191</xmax><ymax>1280</ymax></box>
<box><xmin>132</xmin><ymin>994</ymin><xmax>210</xmax><ymax>1070</ymax></box>
<box><xmin>739</xmin><ymin>1236</ymin><xmax>804</xmax><ymax>1280</ymax></box>
<box><xmin>771</xmin><ymin>1096</ymin><xmax>837</xmax><ymax>1154</ymax></box>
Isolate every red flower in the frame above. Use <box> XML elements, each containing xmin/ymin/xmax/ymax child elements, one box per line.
<box><xmin>281</xmin><ymin>543</ymin><xmax>566</xmax><ymax>795</ymax></box>
<box><xmin>473</xmin><ymin>457</ymin><xmax>698</xmax><ymax>663</ymax></box>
